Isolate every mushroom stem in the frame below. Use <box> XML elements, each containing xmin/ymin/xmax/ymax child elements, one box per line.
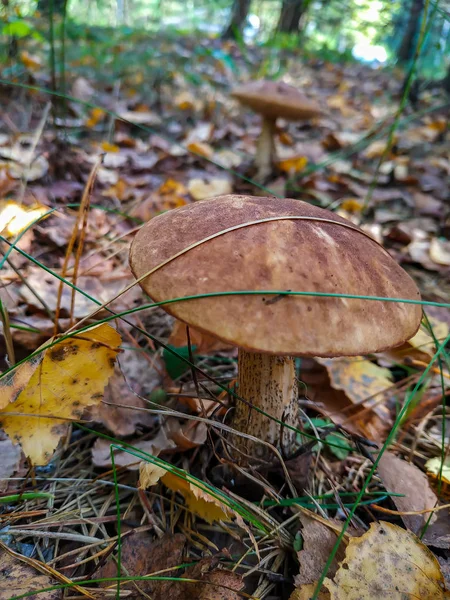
<box><xmin>231</xmin><ymin>349</ymin><xmax>298</xmax><ymax>461</ymax></box>
<box><xmin>255</xmin><ymin>117</ymin><xmax>277</xmax><ymax>182</ymax></box>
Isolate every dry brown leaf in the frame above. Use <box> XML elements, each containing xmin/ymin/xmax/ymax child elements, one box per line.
<box><xmin>0</xmin><ymin>434</ymin><xmax>22</xmax><ymax>488</ymax></box>
<box><xmin>294</xmin><ymin>514</ymin><xmax>346</xmax><ymax>588</ymax></box>
<box><xmin>377</xmin><ymin>452</ymin><xmax>438</xmax><ymax>534</ymax></box>
<box><xmin>87</xmin><ymin>364</ymin><xmax>155</xmax><ymax>436</ymax></box>
<box><xmin>138</xmin><ymin>461</ymin><xmax>167</xmax><ymax>488</ymax></box>
<box><xmin>168</xmin><ymin>558</ymin><xmax>244</xmax><ymax>600</ymax></box>
<box><xmin>92</xmin><ymin>429</ymin><xmax>176</xmax><ymax>469</ymax></box>
<box><xmin>324</xmin><ymin>521</ymin><xmax>450</xmax><ymax>599</ymax></box>
<box><xmin>0</xmin><ymin>549</ymin><xmax>61</xmax><ymax>600</ymax></box>
<box><xmin>166</xmin><ymin>418</ymin><xmax>208</xmax><ymax>450</ymax></box>
<box><xmin>98</xmin><ymin>531</ymin><xmax>186</xmax><ymax>599</ymax></box>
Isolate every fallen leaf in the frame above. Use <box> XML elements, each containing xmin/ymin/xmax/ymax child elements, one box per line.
<box><xmin>188</xmin><ymin>177</ymin><xmax>232</xmax><ymax>201</ymax></box>
<box><xmin>290</xmin><ymin>584</ymin><xmax>330</xmax><ymax>599</ymax></box>
<box><xmin>0</xmin><ymin>433</ymin><xmax>22</xmax><ymax>488</ymax></box>
<box><xmin>138</xmin><ymin>461</ymin><xmax>167</xmax><ymax>488</ymax></box>
<box><xmin>430</xmin><ymin>238</ymin><xmax>450</xmax><ymax>266</ymax></box>
<box><xmin>0</xmin><ymin>324</ymin><xmax>121</xmax><ymax>465</ymax></box>
<box><xmin>168</xmin><ymin>558</ymin><xmax>244</xmax><ymax>600</ymax></box>
<box><xmin>0</xmin><ymin>549</ymin><xmax>61</xmax><ymax>600</ymax></box>
<box><xmin>187</xmin><ymin>141</ymin><xmax>214</xmax><ymax>158</ymax></box>
<box><xmin>301</xmin><ymin>360</ymin><xmax>390</xmax><ymax>440</ymax></box>
<box><xmin>98</xmin><ymin>531</ymin><xmax>186</xmax><ymax>598</ymax></box>
<box><xmin>0</xmin><ymin>201</ymin><xmax>48</xmax><ymax>237</ymax></box>
<box><xmin>324</xmin><ymin>521</ymin><xmax>450</xmax><ymax>599</ymax></box>
<box><xmin>294</xmin><ymin>514</ymin><xmax>346</xmax><ymax>588</ymax></box>
<box><xmin>92</xmin><ymin>429</ymin><xmax>176</xmax><ymax>469</ymax></box>
<box><xmin>139</xmin><ymin>463</ymin><xmax>233</xmax><ymax>523</ymax></box>
<box><xmin>377</xmin><ymin>452</ymin><xmax>438</xmax><ymax>534</ymax></box>
<box><xmin>277</xmin><ymin>155</ymin><xmax>308</xmax><ymax>174</ymax></box>
<box><xmin>87</xmin><ymin>365</ymin><xmax>155</xmax><ymax>436</ymax></box>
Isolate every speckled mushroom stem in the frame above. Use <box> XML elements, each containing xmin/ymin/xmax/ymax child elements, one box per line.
<box><xmin>255</xmin><ymin>117</ymin><xmax>277</xmax><ymax>182</ymax></box>
<box><xmin>230</xmin><ymin>348</ymin><xmax>298</xmax><ymax>462</ymax></box>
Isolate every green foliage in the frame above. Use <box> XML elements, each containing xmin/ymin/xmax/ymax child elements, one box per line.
<box><xmin>163</xmin><ymin>345</ymin><xmax>197</xmax><ymax>381</ymax></box>
<box><xmin>1</xmin><ymin>17</ymin><xmax>44</xmax><ymax>40</ymax></box>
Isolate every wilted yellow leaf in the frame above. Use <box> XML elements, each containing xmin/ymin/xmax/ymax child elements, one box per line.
<box><xmin>324</xmin><ymin>521</ymin><xmax>450</xmax><ymax>599</ymax></box>
<box><xmin>85</xmin><ymin>108</ymin><xmax>105</xmax><ymax>128</ymax></box>
<box><xmin>340</xmin><ymin>198</ymin><xmax>363</xmax><ymax>213</ymax></box>
<box><xmin>20</xmin><ymin>51</ymin><xmax>42</xmax><ymax>71</ymax></box>
<box><xmin>0</xmin><ymin>324</ymin><xmax>121</xmax><ymax>465</ymax></box>
<box><xmin>0</xmin><ymin>201</ymin><xmax>48</xmax><ymax>237</ymax></box>
<box><xmin>188</xmin><ymin>178</ymin><xmax>232</xmax><ymax>201</ymax></box>
<box><xmin>138</xmin><ymin>462</ymin><xmax>167</xmax><ymax>488</ymax></box>
<box><xmin>159</xmin><ymin>179</ymin><xmax>187</xmax><ymax>196</ymax></box>
<box><xmin>100</xmin><ymin>141</ymin><xmax>120</xmax><ymax>153</ymax></box>
<box><xmin>318</xmin><ymin>357</ymin><xmax>393</xmax><ymax>408</ymax></box>
<box><xmin>139</xmin><ymin>463</ymin><xmax>233</xmax><ymax>523</ymax></box>
<box><xmin>277</xmin><ymin>155</ymin><xmax>308</xmax><ymax>174</ymax></box>
<box><xmin>187</xmin><ymin>141</ymin><xmax>214</xmax><ymax>158</ymax></box>
<box><xmin>163</xmin><ymin>472</ymin><xmax>233</xmax><ymax>523</ymax></box>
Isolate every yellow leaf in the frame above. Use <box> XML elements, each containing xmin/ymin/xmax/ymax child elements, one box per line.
<box><xmin>138</xmin><ymin>462</ymin><xmax>233</xmax><ymax>523</ymax></box>
<box><xmin>324</xmin><ymin>521</ymin><xmax>450</xmax><ymax>599</ymax></box>
<box><xmin>0</xmin><ymin>201</ymin><xmax>48</xmax><ymax>237</ymax></box>
<box><xmin>100</xmin><ymin>141</ymin><xmax>120</xmax><ymax>153</ymax></box>
<box><xmin>163</xmin><ymin>472</ymin><xmax>233</xmax><ymax>523</ymax></box>
<box><xmin>318</xmin><ymin>357</ymin><xmax>393</xmax><ymax>408</ymax></box>
<box><xmin>0</xmin><ymin>324</ymin><xmax>121</xmax><ymax>465</ymax></box>
<box><xmin>187</xmin><ymin>141</ymin><xmax>214</xmax><ymax>159</ymax></box>
<box><xmin>187</xmin><ymin>178</ymin><xmax>232</xmax><ymax>201</ymax></box>
<box><xmin>20</xmin><ymin>51</ymin><xmax>42</xmax><ymax>71</ymax></box>
<box><xmin>158</xmin><ymin>179</ymin><xmax>187</xmax><ymax>196</ymax></box>
<box><xmin>138</xmin><ymin>462</ymin><xmax>167</xmax><ymax>488</ymax></box>
<box><xmin>340</xmin><ymin>198</ymin><xmax>363</xmax><ymax>213</ymax></box>
<box><xmin>85</xmin><ymin>108</ymin><xmax>105</xmax><ymax>128</ymax></box>
<box><xmin>277</xmin><ymin>156</ymin><xmax>308</xmax><ymax>174</ymax></box>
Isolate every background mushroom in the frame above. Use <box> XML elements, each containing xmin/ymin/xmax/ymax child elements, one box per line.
<box><xmin>129</xmin><ymin>195</ymin><xmax>422</xmax><ymax>462</ymax></box>
<box><xmin>231</xmin><ymin>80</ymin><xmax>321</xmax><ymax>182</ymax></box>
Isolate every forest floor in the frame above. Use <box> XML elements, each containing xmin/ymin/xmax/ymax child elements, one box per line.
<box><xmin>0</xmin><ymin>30</ymin><xmax>449</xmax><ymax>600</ymax></box>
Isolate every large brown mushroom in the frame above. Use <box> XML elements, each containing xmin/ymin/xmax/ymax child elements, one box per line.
<box><xmin>231</xmin><ymin>80</ymin><xmax>321</xmax><ymax>182</ymax></box>
<box><xmin>130</xmin><ymin>195</ymin><xmax>422</xmax><ymax>462</ymax></box>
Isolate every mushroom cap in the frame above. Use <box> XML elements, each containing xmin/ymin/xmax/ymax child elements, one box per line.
<box><xmin>231</xmin><ymin>80</ymin><xmax>321</xmax><ymax>121</ymax></box>
<box><xmin>129</xmin><ymin>195</ymin><xmax>422</xmax><ymax>357</ymax></box>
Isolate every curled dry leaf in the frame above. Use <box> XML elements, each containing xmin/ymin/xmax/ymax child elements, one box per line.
<box><xmin>324</xmin><ymin>521</ymin><xmax>450</xmax><ymax>599</ymax></box>
<box><xmin>0</xmin><ymin>324</ymin><xmax>121</xmax><ymax>465</ymax></box>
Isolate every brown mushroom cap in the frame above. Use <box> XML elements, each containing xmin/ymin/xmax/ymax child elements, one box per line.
<box><xmin>231</xmin><ymin>80</ymin><xmax>321</xmax><ymax>121</ymax></box>
<box><xmin>130</xmin><ymin>195</ymin><xmax>422</xmax><ymax>357</ymax></box>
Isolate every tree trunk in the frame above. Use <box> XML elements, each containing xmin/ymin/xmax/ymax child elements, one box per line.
<box><xmin>37</xmin><ymin>0</ymin><xmax>67</xmax><ymax>14</ymax></box>
<box><xmin>397</xmin><ymin>0</ymin><xmax>424</xmax><ymax>63</ymax></box>
<box><xmin>277</xmin><ymin>0</ymin><xmax>305</xmax><ymax>34</ymax></box>
<box><xmin>222</xmin><ymin>0</ymin><xmax>252</xmax><ymax>40</ymax></box>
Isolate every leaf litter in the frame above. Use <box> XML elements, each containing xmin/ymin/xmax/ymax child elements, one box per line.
<box><xmin>0</xmin><ymin>25</ymin><xmax>449</xmax><ymax>600</ymax></box>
